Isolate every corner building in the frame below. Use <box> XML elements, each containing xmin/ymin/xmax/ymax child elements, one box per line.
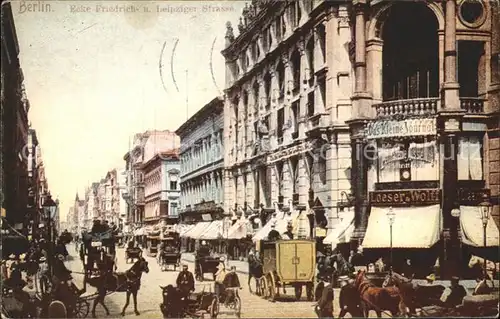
<box><xmin>348</xmin><ymin>0</ymin><xmax>499</xmax><ymax>278</ymax></box>
<box><xmin>222</xmin><ymin>0</ymin><xmax>354</xmax><ymax>238</ymax></box>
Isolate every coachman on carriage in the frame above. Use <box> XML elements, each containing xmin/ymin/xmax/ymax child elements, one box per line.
<box><xmin>158</xmin><ymin>231</ymin><xmax>181</xmax><ymax>271</ymax></box>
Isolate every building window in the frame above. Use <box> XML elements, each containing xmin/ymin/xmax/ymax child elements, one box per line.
<box><xmin>240</xmin><ymin>52</ymin><xmax>248</xmax><ymax>72</ymax></box>
<box><xmin>277</xmin><ymin>108</ymin><xmax>284</xmax><ymax>142</ymax></box>
<box><xmin>264</xmin><ymin>73</ymin><xmax>272</xmax><ymax>109</ymax></box>
<box><xmin>170</xmin><ymin>202</ymin><xmax>178</xmax><ymax>216</ymax></box>
<box><xmin>307</xmin><ymin>92</ymin><xmax>315</xmax><ymax>117</ymax></box>
<box><xmin>319</xmin><ymin>76</ymin><xmax>326</xmax><ymax>109</ymax></box>
<box><xmin>377</xmin><ymin>139</ymin><xmax>439</xmax><ymax>182</ymax></box>
<box><xmin>318</xmin><ymin>154</ymin><xmax>327</xmax><ymax>185</ymax></box>
<box><xmin>458</xmin><ymin>136</ymin><xmax>483</xmax><ymax>180</ymax></box>
<box><xmin>291</xmin><ymin>50</ymin><xmax>301</xmax><ymax>91</ymax></box>
<box><xmin>275</xmin><ymin>16</ymin><xmax>282</xmax><ymax>41</ymax></box>
<box><xmin>170</xmin><ymin>180</ymin><xmax>178</xmax><ymax>190</ymax></box>
<box><xmin>306</xmin><ymin>38</ymin><xmax>314</xmax><ymax>81</ymax></box>
<box><xmin>291</xmin><ymin>102</ymin><xmax>299</xmax><ymax>139</ymax></box>
<box><xmin>253</xmin><ymin>81</ymin><xmax>260</xmax><ymax>115</ymax></box>
<box><xmin>317</xmin><ymin>24</ymin><xmax>326</xmax><ymax>64</ymax></box>
<box><xmin>277</xmin><ymin>60</ymin><xmax>285</xmax><ymax>97</ymax></box>
<box><xmin>276</xmin><ymin>162</ymin><xmax>284</xmax><ymax>197</ymax></box>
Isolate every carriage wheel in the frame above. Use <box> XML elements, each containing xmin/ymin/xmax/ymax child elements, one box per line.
<box><xmin>268</xmin><ymin>273</ymin><xmax>276</xmax><ymax>302</ymax></box>
<box><xmin>74</xmin><ymin>298</ymin><xmax>90</xmax><ymax>318</ymax></box>
<box><xmin>48</xmin><ymin>300</ymin><xmax>67</xmax><ymax>318</ymax></box>
<box><xmin>306</xmin><ymin>282</ymin><xmax>314</xmax><ymax>301</ymax></box>
<box><xmin>197</xmin><ymin>264</ymin><xmax>204</xmax><ymax>281</ymax></box>
<box><xmin>294</xmin><ymin>285</ymin><xmax>303</xmax><ymax>300</ymax></box>
<box><xmin>209</xmin><ymin>296</ymin><xmax>219</xmax><ymax>318</ymax></box>
<box><xmin>261</xmin><ymin>276</ymin><xmax>268</xmax><ymax>299</ymax></box>
<box><xmin>233</xmin><ymin>294</ymin><xmax>241</xmax><ymax>318</ymax></box>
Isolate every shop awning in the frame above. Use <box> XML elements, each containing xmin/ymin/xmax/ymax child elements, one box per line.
<box><xmin>362</xmin><ymin>205</ymin><xmax>441</xmax><ymax>248</ymax></box>
<box><xmin>253</xmin><ymin>211</ymin><xmax>284</xmax><ymax>242</ymax></box>
<box><xmin>182</xmin><ymin>221</ymin><xmax>211</xmax><ymax>239</ymax></box>
<box><xmin>253</xmin><ymin>211</ymin><xmax>301</xmax><ymax>242</ymax></box>
<box><xmin>292</xmin><ymin>211</ymin><xmax>310</xmax><ymax>239</ymax></box>
<box><xmin>323</xmin><ymin>211</ymin><xmax>355</xmax><ymax>245</ymax></box>
<box><xmin>227</xmin><ymin>216</ymin><xmax>248</xmax><ymax>239</ymax></box>
<box><xmin>199</xmin><ymin>220</ymin><xmax>224</xmax><ymax>240</ymax></box>
<box><xmin>459</xmin><ymin>206</ymin><xmax>499</xmax><ymax>247</ymax></box>
<box><xmin>176</xmin><ymin>224</ymin><xmax>194</xmax><ymax>235</ymax></box>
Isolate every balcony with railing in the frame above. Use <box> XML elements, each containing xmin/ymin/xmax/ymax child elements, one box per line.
<box><xmin>374</xmin><ymin>97</ymin><xmax>439</xmax><ymax>118</ymax></box>
<box><xmin>373</xmin><ymin>96</ymin><xmax>485</xmax><ymax>118</ymax></box>
<box><xmin>460</xmin><ymin>97</ymin><xmax>484</xmax><ymax>114</ymax></box>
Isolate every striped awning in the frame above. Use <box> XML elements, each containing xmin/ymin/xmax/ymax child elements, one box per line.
<box><xmin>199</xmin><ymin>220</ymin><xmax>224</xmax><ymax>240</ymax></box>
<box><xmin>182</xmin><ymin>222</ymin><xmax>211</xmax><ymax>239</ymax></box>
<box><xmin>227</xmin><ymin>216</ymin><xmax>248</xmax><ymax>239</ymax></box>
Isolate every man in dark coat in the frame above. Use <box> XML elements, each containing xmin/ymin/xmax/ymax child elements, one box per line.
<box><xmin>442</xmin><ymin>276</ymin><xmax>467</xmax><ymax>308</ymax></box>
<box><xmin>176</xmin><ymin>264</ymin><xmax>195</xmax><ymax>298</ymax></box>
<box><xmin>222</xmin><ymin>266</ymin><xmax>241</xmax><ymax>305</ymax></box>
<box><xmin>315</xmin><ymin>280</ymin><xmax>334</xmax><ymax>318</ymax></box>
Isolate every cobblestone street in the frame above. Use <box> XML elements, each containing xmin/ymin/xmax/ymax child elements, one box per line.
<box><xmin>66</xmin><ymin>244</ymin><xmax>344</xmax><ymax>318</ymax></box>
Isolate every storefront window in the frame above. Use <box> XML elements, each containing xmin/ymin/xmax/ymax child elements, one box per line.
<box><xmin>377</xmin><ymin>139</ymin><xmax>439</xmax><ymax>183</ymax></box>
<box><xmin>458</xmin><ymin>136</ymin><xmax>483</xmax><ymax>180</ymax></box>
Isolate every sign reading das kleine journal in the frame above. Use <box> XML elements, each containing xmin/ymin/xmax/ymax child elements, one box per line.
<box><xmin>366</xmin><ymin>118</ymin><xmax>436</xmax><ymax>139</ymax></box>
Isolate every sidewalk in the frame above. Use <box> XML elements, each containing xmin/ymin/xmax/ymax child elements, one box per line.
<box><xmin>181</xmin><ymin>253</ymin><xmax>249</xmax><ymax>275</ymax></box>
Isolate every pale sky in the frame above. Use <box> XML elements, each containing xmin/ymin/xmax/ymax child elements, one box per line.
<box><xmin>12</xmin><ymin>0</ymin><xmax>245</xmax><ymax>219</ymax></box>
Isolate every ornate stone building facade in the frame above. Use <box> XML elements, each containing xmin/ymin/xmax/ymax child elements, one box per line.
<box><xmin>347</xmin><ymin>0</ymin><xmax>499</xmax><ymax>278</ymax></box>
<box><xmin>176</xmin><ymin>97</ymin><xmax>225</xmax><ymax>223</ymax></box>
<box><xmin>221</xmin><ymin>0</ymin><xmax>353</xmax><ymax>230</ymax></box>
<box><xmin>1</xmin><ymin>2</ymin><xmax>30</xmax><ymax>230</ymax></box>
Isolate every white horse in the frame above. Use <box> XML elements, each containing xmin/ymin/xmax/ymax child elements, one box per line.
<box><xmin>468</xmin><ymin>255</ymin><xmax>499</xmax><ymax>282</ymax></box>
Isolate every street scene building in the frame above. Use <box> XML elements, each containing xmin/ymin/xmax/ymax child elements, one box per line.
<box><xmin>177</xmin><ymin>97</ymin><xmax>225</xmax><ymax>223</ymax></box>
<box><xmin>1</xmin><ymin>2</ymin><xmax>56</xmax><ymax>256</ymax></box>
<box><xmin>347</xmin><ymin>0</ymin><xmax>500</xmax><ymax>278</ymax></box>
<box><xmin>222</xmin><ymin>0</ymin><xmax>353</xmax><ymax>250</ymax></box>
<box><xmin>2</xmin><ymin>1</ymin><xmax>499</xmax><ymax>318</ymax></box>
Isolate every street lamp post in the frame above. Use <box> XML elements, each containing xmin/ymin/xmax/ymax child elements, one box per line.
<box><xmin>387</xmin><ymin>207</ymin><xmax>395</xmax><ymax>270</ymax></box>
<box><xmin>42</xmin><ymin>194</ymin><xmax>57</xmax><ymax>277</ymax></box>
<box><xmin>479</xmin><ymin>200</ymin><xmax>492</xmax><ymax>279</ymax></box>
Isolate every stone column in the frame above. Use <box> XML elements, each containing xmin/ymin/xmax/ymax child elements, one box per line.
<box><xmin>298</xmin><ymin>39</ymin><xmax>308</xmax><ymax>140</ymax></box>
<box><xmin>246</xmin><ymin>170</ymin><xmax>254</xmax><ymax>209</ymax></box>
<box><xmin>487</xmin><ymin>3</ymin><xmax>500</xmax><ymax>113</ymax></box>
<box><xmin>441</xmin><ymin>0</ymin><xmax>460</xmax><ymax>110</ymax></box>
<box><xmin>297</xmin><ymin>157</ymin><xmax>308</xmax><ymax>205</ymax></box>
<box><xmin>237</xmin><ymin>94</ymin><xmax>245</xmax><ymax>162</ymax></box>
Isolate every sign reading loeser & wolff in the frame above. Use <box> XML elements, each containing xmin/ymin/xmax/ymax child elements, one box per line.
<box><xmin>366</xmin><ymin>118</ymin><xmax>436</xmax><ymax>139</ymax></box>
<box><xmin>369</xmin><ymin>189</ymin><xmax>441</xmax><ymax>206</ymax></box>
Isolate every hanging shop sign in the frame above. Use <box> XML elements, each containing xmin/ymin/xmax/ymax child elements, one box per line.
<box><xmin>369</xmin><ymin>189</ymin><xmax>441</xmax><ymax>206</ymax></box>
<box><xmin>366</xmin><ymin>118</ymin><xmax>436</xmax><ymax>139</ymax></box>
<box><xmin>380</xmin><ymin>142</ymin><xmax>436</xmax><ymax>170</ymax></box>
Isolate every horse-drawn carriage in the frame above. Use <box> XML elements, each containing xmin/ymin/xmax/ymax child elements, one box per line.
<box><xmin>414</xmin><ymin>293</ymin><xmax>499</xmax><ymax>317</ymax></box>
<box><xmin>258</xmin><ymin>239</ymin><xmax>316</xmax><ymax>301</ymax></box>
<box><xmin>158</xmin><ymin>232</ymin><xmax>181</xmax><ymax>271</ymax></box>
<box><xmin>159</xmin><ymin>285</ymin><xmax>219</xmax><ymax>318</ymax></box>
<box><xmin>194</xmin><ymin>256</ymin><xmax>221</xmax><ymax>282</ymax></box>
<box><xmin>125</xmin><ymin>246</ymin><xmax>143</xmax><ymax>264</ymax></box>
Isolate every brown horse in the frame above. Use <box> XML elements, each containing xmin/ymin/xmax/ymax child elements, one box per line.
<box><xmin>87</xmin><ymin>257</ymin><xmax>149</xmax><ymax>317</ymax></box>
<box><xmin>383</xmin><ymin>271</ymin><xmax>446</xmax><ymax>316</ymax></box>
<box><xmin>354</xmin><ymin>270</ymin><xmax>402</xmax><ymax>317</ymax></box>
